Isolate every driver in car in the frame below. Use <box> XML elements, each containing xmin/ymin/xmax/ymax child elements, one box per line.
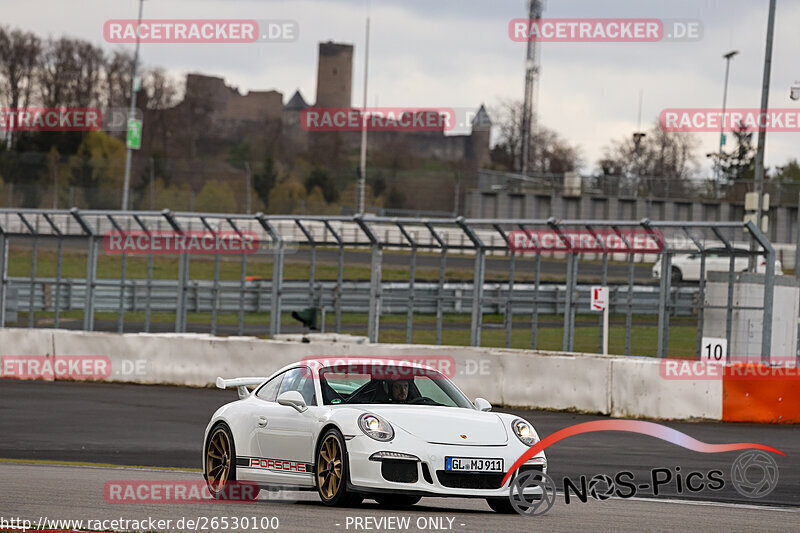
<box><xmin>390</xmin><ymin>379</ymin><xmax>410</xmax><ymax>403</ymax></box>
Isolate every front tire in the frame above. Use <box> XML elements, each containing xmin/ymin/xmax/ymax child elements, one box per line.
<box><xmin>316</xmin><ymin>428</ymin><xmax>362</xmax><ymax>507</ymax></box>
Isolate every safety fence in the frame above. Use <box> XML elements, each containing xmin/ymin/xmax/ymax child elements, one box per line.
<box><xmin>0</xmin><ymin>209</ymin><xmax>779</xmax><ymax>360</ymax></box>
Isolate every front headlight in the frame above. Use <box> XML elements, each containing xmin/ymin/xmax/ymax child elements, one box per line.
<box><xmin>358</xmin><ymin>413</ymin><xmax>394</xmax><ymax>441</ymax></box>
<box><xmin>512</xmin><ymin>418</ymin><xmax>537</xmax><ymax>446</ymax></box>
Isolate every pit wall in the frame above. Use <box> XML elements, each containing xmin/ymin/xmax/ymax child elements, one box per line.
<box><xmin>2</xmin><ymin>328</ymin><xmax>793</xmax><ymax>423</ymax></box>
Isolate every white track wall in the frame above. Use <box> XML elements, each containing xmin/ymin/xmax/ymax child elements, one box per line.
<box><xmin>0</xmin><ymin>329</ymin><xmax>722</xmax><ymax>421</ymax></box>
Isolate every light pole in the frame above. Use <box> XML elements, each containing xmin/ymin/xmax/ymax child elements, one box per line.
<box><xmin>121</xmin><ymin>0</ymin><xmax>144</xmax><ymax>211</ymax></box>
<box><xmin>752</xmin><ymin>0</ymin><xmax>777</xmax><ymax>270</ymax></box>
<box><xmin>356</xmin><ymin>15</ymin><xmax>370</xmax><ymax>215</ymax></box>
<box><xmin>715</xmin><ymin>50</ymin><xmax>739</xmax><ymax>193</ymax></box>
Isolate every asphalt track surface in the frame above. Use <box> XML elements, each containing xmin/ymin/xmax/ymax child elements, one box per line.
<box><xmin>1</xmin><ymin>380</ymin><xmax>798</xmax><ymax>532</ymax></box>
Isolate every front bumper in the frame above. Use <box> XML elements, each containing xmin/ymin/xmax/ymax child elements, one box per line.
<box><xmin>346</xmin><ymin>435</ymin><xmax>547</xmax><ymax>498</ymax></box>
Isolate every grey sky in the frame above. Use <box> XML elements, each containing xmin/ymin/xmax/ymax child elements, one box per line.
<box><xmin>5</xmin><ymin>0</ymin><xmax>800</xmax><ymax>174</ymax></box>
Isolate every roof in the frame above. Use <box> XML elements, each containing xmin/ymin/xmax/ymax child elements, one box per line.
<box><xmin>284</xmin><ymin>90</ymin><xmax>309</xmax><ymax>111</ymax></box>
<box><xmin>471</xmin><ymin>104</ymin><xmax>492</xmax><ymax>128</ymax></box>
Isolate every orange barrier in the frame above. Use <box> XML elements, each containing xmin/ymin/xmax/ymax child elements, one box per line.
<box><xmin>722</xmin><ymin>364</ymin><xmax>800</xmax><ymax>423</ymax></box>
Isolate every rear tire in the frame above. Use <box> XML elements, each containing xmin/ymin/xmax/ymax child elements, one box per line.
<box><xmin>486</xmin><ymin>497</ymin><xmax>516</xmax><ymax>513</ymax></box>
<box><xmin>671</xmin><ymin>267</ymin><xmax>683</xmax><ymax>283</ymax></box>
<box><xmin>374</xmin><ymin>495</ymin><xmax>421</xmax><ymax>508</ymax></box>
<box><xmin>316</xmin><ymin>428</ymin><xmax>362</xmax><ymax>507</ymax></box>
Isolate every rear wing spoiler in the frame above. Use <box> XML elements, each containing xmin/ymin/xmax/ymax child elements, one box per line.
<box><xmin>216</xmin><ymin>376</ymin><xmax>269</xmax><ymax>399</ymax></box>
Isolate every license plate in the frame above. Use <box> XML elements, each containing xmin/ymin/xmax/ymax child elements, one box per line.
<box><xmin>445</xmin><ymin>457</ymin><xmax>503</xmax><ymax>472</ymax></box>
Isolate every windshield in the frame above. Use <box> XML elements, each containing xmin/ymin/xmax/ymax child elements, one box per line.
<box><xmin>319</xmin><ymin>365</ymin><xmax>473</xmax><ymax>408</ymax></box>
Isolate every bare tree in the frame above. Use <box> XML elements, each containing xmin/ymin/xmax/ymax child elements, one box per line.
<box><xmin>104</xmin><ymin>50</ymin><xmax>134</xmax><ymax>108</ymax></box>
<box><xmin>490</xmin><ymin>98</ymin><xmax>583</xmax><ymax>173</ymax></box>
<box><xmin>74</xmin><ymin>41</ymin><xmax>104</xmax><ymax>106</ymax></box>
<box><xmin>0</xmin><ymin>26</ymin><xmax>41</xmax><ymax>147</ymax></box>
<box><xmin>0</xmin><ymin>26</ymin><xmax>41</xmax><ymax>107</ymax></box>
<box><xmin>141</xmin><ymin>67</ymin><xmax>181</xmax><ymax>110</ymax></box>
<box><xmin>489</xmin><ymin>98</ymin><xmax>523</xmax><ymax>170</ymax></box>
<box><xmin>600</xmin><ymin>122</ymin><xmax>700</xmax><ymax>197</ymax></box>
<box><xmin>38</xmin><ymin>37</ymin><xmax>78</xmax><ymax>107</ymax></box>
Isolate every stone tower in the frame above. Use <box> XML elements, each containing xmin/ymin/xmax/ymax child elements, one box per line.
<box><xmin>315</xmin><ymin>41</ymin><xmax>353</xmax><ymax>108</ymax></box>
<box><xmin>469</xmin><ymin>104</ymin><xmax>492</xmax><ymax>168</ymax></box>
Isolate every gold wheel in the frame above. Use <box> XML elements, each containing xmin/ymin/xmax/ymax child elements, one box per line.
<box><xmin>206</xmin><ymin>427</ymin><xmax>232</xmax><ymax>494</ymax></box>
<box><xmin>317</xmin><ymin>433</ymin><xmax>344</xmax><ymax>501</ymax></box>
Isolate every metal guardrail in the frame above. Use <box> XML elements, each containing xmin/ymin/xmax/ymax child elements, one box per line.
<box><xmin>5</xmin><ymin>277</ymin><xmax>700</xmax><ymax>319</ymax></box>
<box><xmin>0</xmin><ymin>208</ymin><xmax>777</xmax><ymax>361</ymax></box>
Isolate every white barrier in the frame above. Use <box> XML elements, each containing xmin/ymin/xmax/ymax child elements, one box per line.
<box><xmin>609</xmin><ymin>357</ymin><xmax>722</xmax><ymax>420</ymax></box>
<box><xmin>0</xmin><ymin>328</ymin><xmax>721</xmax><ymax>421</ymax></box>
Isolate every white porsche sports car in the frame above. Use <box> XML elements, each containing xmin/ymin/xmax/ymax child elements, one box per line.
<box><xmin>203</xmin><ymin>358</ymin><xmax>547</xmax><ymax>512</ymax></box>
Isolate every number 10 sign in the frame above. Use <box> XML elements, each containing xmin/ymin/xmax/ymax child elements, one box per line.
<box><xmin>701</xmin><ymin>337</ymin><xmax>727</xmax><ymax>363</ymax></box>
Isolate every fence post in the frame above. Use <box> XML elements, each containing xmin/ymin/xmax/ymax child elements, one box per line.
<box><xmin>175</xmin><ymin>255</ymin><xmax>189</xmax><ymax>333</ymax></box>
<box><xmin>270</xmin><ymin>238</ymin><xmax>284</xmax><ymax>338</ymax></box>
<box><xmin>238</xmin><ymin>254</ymin><xmax>247</xmax><ymax>336</ymax></box>
<box><xmin>424</xmin><ymin>222</ymin><xmax>447</xmax><ymax>346</ymax></box>
<box><xmin>322</xmin><ymin>220</ymin><xmax>345</xmax><ymax>334</ymax></box>
<box><xmin>406</xmin><ymin>245</ymin><xmax>417</xmax><ymax>344</ymax></box>
<box><xmin>456</xmin><ymin>218</ymin><xmax>485</xmax><ymax>347</ymax></box>
<box><xmin>531</xmin><ymin>253</ymin><xmax>541</xmax><ymax>350</ymax></box>
<box><xmin>54</xmin><ymin>237</ymin><xmax>63</xmax><ymax>328</ymax></box>
<box><xmin>747</xmin><ymin>220</ymin><xmax>775</xmax><ymax>363</ymax></box>
<box><xmin>161</xmin><ymin>210</ymin><xmax>187</xmax><ymax>333</ymax></box>
<box><xmin>355</xmin><ymin>216</ymin><xmax>382</xmax><ymax>343</ymax></box>
<box><xmin>437</xmin><ymin>248</ymin><xmax>446</xmax><ymax>345</ymax></box>
<box><xmin>28</xmin><ymin>235</ymin><xmax>37</xmax><ymax>328</ymax></box>
<box><xmin>625</xmin><ymin>253</ymin><xmax>634</xmax><ymax>355</ymax></box>
<box><xmin>563</xmin><ymin>252</ymin><xmax>578</xmax><ymax>352</ymax></box>
<box><xmin>0</xmin><ymin>232</ymin><xmax>7</xmax><ymax>326</ymax></box>
<box><xmin>470</xmin><ymin>248</ymin><xmax>486</xmax><ymax>347</ymax></box>
<box><xmin>257</xmin><ymin>215</ymin><xmax>284</xmax><ymax>338</ymax></box>
<box><xmin>598</xmin><ymin>252</ymin><xmax>608</xmax><ymax>353</ymax></box>
<box><xmin>696</xmin><ymin>253</ymin><xmax>707</xmax><ymax>359</ymax></box>
<box><xmin>368</xmin><ymin>245</ymin><xmax>383</xmax><ymax>342</ymax></box>
<box><xmin>725</xmin><ymin>253</ymin><xmax>736</xmax><ymax>360</ymax></box>
<box><xmin>71</xmin><ymin>209</ymin><xmax>97</xmax><ymax>331</ymax></box>
<box><xmin>505</xmin><ymin>251</ymin><xmax>515</xmax><ymax>349</ymax></box>
<box><xmin>657</xmin><ymin>252</ymin><xmax>672</xmax><ymax>357</ymax></box>
<box><xmin>84</xmin><ymin>236</ymin><xmax>98</xmax><ymax>331</ymax></box>
<box><xmin>796</xmin><ymin>192</ymin><xmax>800</xmax><ymax>360</ymax></box>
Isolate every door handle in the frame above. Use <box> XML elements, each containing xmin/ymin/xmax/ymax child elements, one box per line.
<box><xmin>257</xmin><ymin>416</ymin><xmax>268</xmax><ymax>427</ymax></box>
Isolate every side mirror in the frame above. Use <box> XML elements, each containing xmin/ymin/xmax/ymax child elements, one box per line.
<box><xmin>277</xmin><ymin>391</ymin><xmax>308</xmax><ymax>412</ymax></box>
<box><xmin>474</xmin><ymin>397</ymin><xmax>492</xmax><ymax>412</ymax></box>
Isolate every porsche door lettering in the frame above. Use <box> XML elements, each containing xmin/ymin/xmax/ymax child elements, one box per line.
<box><xmin>241</xmin><ymin>456</ymin><xmax>313</xmax><ymax>474</ymax></box>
